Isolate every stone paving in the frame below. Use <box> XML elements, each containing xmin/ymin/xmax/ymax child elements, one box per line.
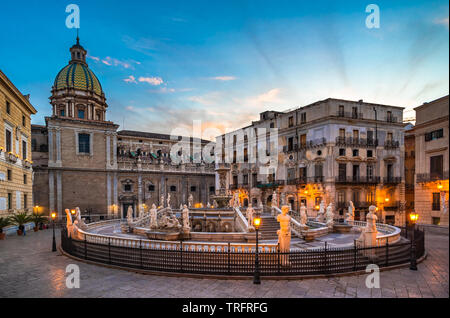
<box><xmin>0</xmin><ymin>229</ymin><xmax>448</xmax><ymax>298</ymax></box>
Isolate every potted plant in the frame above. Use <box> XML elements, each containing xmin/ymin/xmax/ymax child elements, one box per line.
<box><xmin>0</xmin><ymin>217</ymin><xmax>12</xmax><ymax>240</ymax></box>
<box><xmin>31</xmin><ymin>213</ymin><xmax>47</xmax><ymax>231</ymax></box>
<box><xmin>10</xmin><ymin>212</ymin><xmax>32</xmax><ymax>236</ymax></box>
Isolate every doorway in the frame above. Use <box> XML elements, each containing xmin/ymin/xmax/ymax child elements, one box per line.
<box><xmin>122</xmin><ymin>203</ymin><xmax>135</xmax><ymax>218</ymax></box>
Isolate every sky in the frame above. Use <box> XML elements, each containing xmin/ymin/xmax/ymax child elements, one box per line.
<box><xmin>0</xmin><ymin>0</ymin><xmax>448</xmax><ymax>139</ymax></box>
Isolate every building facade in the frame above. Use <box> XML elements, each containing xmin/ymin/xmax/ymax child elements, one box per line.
<box><xmin>217</xmin><ymin>98</ymin><xmax>407</xmax><ymax>226</ymax></box>
<box><xmin>32</xmin><ymin>38</ymin><xmax>215</xmax><ymax>219</ymax></box>
<box><xmin>412</xmin><ymin>95</ymin><xmax>449</xmax><ymax>226</ymax></box>
<box><xmin>0</xmin><ymin>69</ymin><xmax>37</xmax><ymax>216</ymax></box>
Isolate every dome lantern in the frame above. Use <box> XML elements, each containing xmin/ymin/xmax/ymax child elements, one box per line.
<box><xmin>70</xmin><ymin>36</ymin><xmax>87</xmax><ymax>65</ymax></box>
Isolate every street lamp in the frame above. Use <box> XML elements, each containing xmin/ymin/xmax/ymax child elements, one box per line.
<box><xmin>70</xmin><ymin>209</ymin><xmax>76</xmax><ymax>217</ymax></box>
<box><xmin>409</xmin><ymin>212</ymin><xmax>419</xmax><ymax>270</ymax></box>
<box><xmin>51</xmin><ymin>212</ymin><xmax>57</xmax><ymax>252</ymax></box>
<box><xmin>253</xmin><ymin>215</ymin><xmax>262</xmax><ymax>285</ymax></box>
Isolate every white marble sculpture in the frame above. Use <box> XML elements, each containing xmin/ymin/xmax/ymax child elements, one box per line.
<box><xmin>127</xmin><ymin>206</ymin><xmax>134</xmax><ymax>225</ymax></box>
<box><xmin>213</xmin><ymin>200</ymin><xmax>218</xmax><ymax>208</ymax></box>
<box><xmin>65</xmin><ymin>209</ymin><xmax>73</xmax><ymax>237</ymax></box>
<box><xmin>233</xmin><ymin>192</ymin><xmax>240</xmax><ymax>208</ymax></box>
<box><xmin>182</xmin><ymin>204</ymin><xmax>190</xmax><ymax>231</ymax></box>
<box><xmin>346</xmin><ymin>201</ymin><xmax>355</xmax><ymax>223</ymax></box>
<box><xmin>207</xmin><ymin>202</ymin><xmax>211</xmax><ymax>208</ymax></box>
<box><xmin>357</xmin><ymin>205</ymin><xmax>378</xmax><ymax>247</ymax></box>
<box><xmin>281</xmin><ymin>192</ymin><xmax>286</xmax><ymax>206</ymax></box>
<box><xmin>299</xmin><ymin>203</ymin><xmax>307</xmax><ymax>226</ymax></box>
<box><xmin>246</xmin><ymin>203</ymin><xmax>255</xmax><ymax>231</ymax></box>
<box><xmin>441</xmin><ymin>192</ymin><xmax>448</xmax><ymax>215</ymax></box>
<box><xmin>149</xmin><ymin>204</ymin><xmax>158</xmax><ymax>229</ymax></box>
<box><xmin>166</xmin><ymin>193</ymin><xmax>171</xmax><ymax>209</ymax></box>
<box><xmin>160</xmin><ymin>194</ymin><xmax>165</xmax><ymax>208</ymax></box>
<box><xmin>316</xmin><ymin>200</ymin><xmax>325</xmax><ymax>222</ymax></box>
<box><xmin>159</xmin><ymin>213</ymin><xmax>181</xmax><ymax>230</ymax></box>
<box><xmin>325</xmin><ymin>203</ymin><xmax>334</xmax><ymax>229</ymax></box>
<box><xmin>277</xmin><ymin>205</ymin><xmax>291</xmax><ymax>265</ymax></box>
<box><xmin>188</xmin><ymin>194</ymin><xmax>194</xmax><ymax>208</ymax></box>
<box><xmin>272</xmin><ymin>191</ymin><xmax>278</xmax><ymax>208</ymax></box>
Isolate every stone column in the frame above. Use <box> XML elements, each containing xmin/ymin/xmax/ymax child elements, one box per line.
<box><xmin>112</xmin><ymin>133</ymin><xmax>118</xmax><ymax>167</ymax></box>
<box><xmin>113</xmin><ymin>172</ymin><xmax>118</xmax><ymax>217</ymax></box>
<box><xmin>49</xmin><ymin>170</ymin><xmax>55</xmax><ymax>214</ymax></box>
<box><xmin>107</xmin><ymin>172</ymin><xmax>112</xmax><ymax>216</ymax></box>
<box><xmin>106</xmin><ymin>133</ymin><xmax>111</xmax><ymax>167</ymax></box>
<box><xmin>48</xmin><ymin>128</ymin><xmax>54</xmax><ymax>164</ymax></box>
<box><xmin>56</xmin><ymin>171</ymin><xmax>62</xmax><ymax>218</ymax></box>
<box><xmin>55</xmin><ymin>128</ymin><xmax>62</xmax><ymax>166</ymax></box>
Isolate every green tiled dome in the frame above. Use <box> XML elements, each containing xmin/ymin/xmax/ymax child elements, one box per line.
<box><xmin>54</xmin><ymin>62</ymin><xmax>103</xmax><ymax>96</ymax></box>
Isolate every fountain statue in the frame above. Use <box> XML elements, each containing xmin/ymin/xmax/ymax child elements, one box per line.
<box><xmin>272</xmin><ymin>191</ymin><xmax>278</xmax><ymax>208</ymax></box>
<box><xmin>181</xmin><ymin>205</ymin><xmax>190</xmax><ymax>230</ymax></box>
<box><xmin>213</xmin><ymin>200</ymin><xmax>218</xmax><ymax>208</ymax></box>
<box><xmin>207</xmin><ymin>202</ymin><xmax>211</xmax><ymax>208</ymax></box>
<box><xmin>160</xmin><ymin>194</ymin><xmax>165</xmax><ymax>207</ymax></box>
<box><xmin>127</xmin><ymin>206</ymin><xmax>133</xmax><ymax>225</ymax></box>
<box><xmin>325</xmin><ymin>203</ymin><xmax>334</xmax><ymax>229</ymax></box>
<box><xmin>346</xmin><ymin>201</ymin><xmax>355</xmax><ymax>223</ymax></box>
<box><xmin>357</xmin><ymin>205</ymin><xmax>378</xmax><ymax>248</ymax></box>
<box><xmin>316</xmin><ymin>200</ymin><xmax>325</xmax><ymax>222</ymax></box>
<box><xmin>167</xmin><ymin>193</ymin><xmax>171</xmax><ymax>209</ymax></box>
<box><xmin>233</xmin><ymin>192</ymin><xmax>240</xmax><ymax>208</ymax></box>
<box><xmin>246</xmin><ymin>203</ymin><xmax>255</xmax><ymax>232</ymax></box>
<box><xmin>299</xmin><ymin>203</ymin><xmax>308</xmax><ymax>226</ymax></box>
<box><xmin>65</xmin><ymin>209</ymin><xmax>73</xmax><ymax>237</ymax></box>
<box><xmin>277</xmin><ymin>205</ymin><xmax>291</xmax><ymax>265</ymax></box>
<box><xmin>188</xmin><ymin>194</ymin><xmax>194</xmax><ymax>208</ymax></box>
<box><xmin>149</xmin><ymin>204</ymin><xmax>158</xmax><ymax>229</ymax></box>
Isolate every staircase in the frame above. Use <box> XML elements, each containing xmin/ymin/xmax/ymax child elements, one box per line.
<box><xmin>258</xmin><ymin>215</ymin><xmax>281</xmax><ymax>240</ymax></box>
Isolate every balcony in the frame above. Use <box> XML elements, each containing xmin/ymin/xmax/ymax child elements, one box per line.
<box><xmin>335</xmin><ymin>176</ymin><xmax>381</xmax><ymax>184</ymax></box>
<box><xmin>336</xmin><ymin>111</ymin><xmax>364</xmax><ymax>119</ymax></box>
<box><xmin>383</xmin><ymin>177</ymin><xmax>402</xmax><ymax>184</ymax></box>
<box><xmin>384</xmin><ymin>140</ymin><xmax>400</xmax><ymax>149</ymax></box>
<box><xmin>384</xmin><ymin>200</ymin><xmax>400</xmax><ymax>210</ymax></box>
<box><xmin>416</xmin><ymin>171</ymin><xmax>449</xmax><ymax>183</ymax></box>
<box><xmin>299</xmin><ymin>138</ymin><xmax>327</xmax><ymax>150</ymax></box>
<box><xmin>256</xmin><ymin>181</ymin><xmax>281</xmax><ymax>188</ymax></box>
<box><xmin>230</xmin><ymin>184</ymin><xmax>238</xmax><ymax>190</ymax></box>
<box><xmin>386</xmin><ymin>117</ymin><xmax>398</xmax><ymax>123</ymax></box>
<box><xmin>282</xmin><ymin>144</ymin><xmax>299</xmax><ymax>153</ymax></box>
<box><xmin>335</xmin><ymin>137</ymin><xmax>378</xmax><ymax>148</ymax></box>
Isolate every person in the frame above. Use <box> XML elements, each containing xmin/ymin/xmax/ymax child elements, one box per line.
<box><xmin>20</xmin><ymin>224</ymin><xmax>26</xmax><ymax>236</ymax></box>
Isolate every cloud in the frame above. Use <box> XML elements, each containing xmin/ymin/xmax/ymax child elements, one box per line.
<box><xmin>87</xmin><ymin>55</ymin><xmax>100</xmax><ymax>62</ymax></box>
<box><xmin>209</xmin><ymin>76</ymin><xmax>237</xmax><ymax>81</ymax></box>
<box><xmin>138</xmin><ymin>76</ymin><xmax>164</xmax><ymax>86</ymax></box>
<box><xmin>434</xmin><ymin>16</ymin><xmax>449</xmax><ymax>28</ymax></box>
<box><xmin>124</xmin><ymin>75</ymin><xmax>137</xmax><ymax>84</ymax></box>
<box><xmin>245</xmin><ymin>88</ymin><xmax>283</xmax><ymax>107</ymax></box>
<box><xmin>102</xmin><ymin>56</ymin><xmax>132</xmax><ymax>69</ymax></box>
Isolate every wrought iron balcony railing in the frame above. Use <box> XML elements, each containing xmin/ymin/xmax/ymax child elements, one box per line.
<box><xmin>384</xmin><ymin>140</ymin><xmax>400</xmax><ymax>149</ymax></box>
<box><xmin>298</xmin><ymin>138</ymin><xmax>327</xmax><ymax>150</ymax></box>
<box><xmin>416</xmin><ymin>171</ymin><xmax>449</xmax><ymax>183</ymax></box>
<box><xmin>335</xmin><ymin>137</ymin><xmax>378</xmax><ymax>148</ymax></box>
<box><xmin>335</xmin><ymin>176</ymin><xmax>381</xmax><ymax>184</ymax></box>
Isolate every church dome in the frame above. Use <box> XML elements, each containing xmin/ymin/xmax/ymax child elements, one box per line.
<box><xmin>53</xmin><ymin>62</ymin><xmax>103</xmax><ymax>96</ymax></box>
<box><xmin>52</xmin><ymin>37</ymin><xmax>103</xmax><ymax>97</ymax></box>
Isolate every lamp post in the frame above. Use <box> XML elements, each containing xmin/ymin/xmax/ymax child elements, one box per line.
<box><xmin>409</xmin><ymin>212</ymin><xmax>419</xmax><ymax>270</ymax></box>
<box><xmin>253</xmin><ymin>215</ymin><xmax>262</xmax><ymax>284</ymax></box>
<box><xmin>51</xmin><ymin>212</ymin><xmax>57</xmax><ymax>252</ymax></box>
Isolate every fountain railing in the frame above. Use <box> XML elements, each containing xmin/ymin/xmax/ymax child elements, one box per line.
<box><xmin>234</xmin><ymin>207</ymin><xmax>249</xmax><ymax>232</ymax></box>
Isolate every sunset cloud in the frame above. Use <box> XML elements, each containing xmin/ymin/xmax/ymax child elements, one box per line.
<box><xmin>124</xmin><ymin>75</ymin><xmax>137</xmax><ymax>83</ymax></box>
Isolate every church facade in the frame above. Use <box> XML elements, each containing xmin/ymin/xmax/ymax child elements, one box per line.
<box><xmin>32</xmin><ymin>38</ymin><xmax>216</xmax><ymax>219</ymax></box>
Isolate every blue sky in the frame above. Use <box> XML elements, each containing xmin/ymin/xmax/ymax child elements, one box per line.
<box><xmin>0</xmin><ymin>0</ymin><xmax>448</xmax><ymax>137</ymax></box>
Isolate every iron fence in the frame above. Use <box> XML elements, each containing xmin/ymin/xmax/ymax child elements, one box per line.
<box><xmin>61</xmin><ymin>227</ymin><xmax>424</xmax><ymax>277</ymax></box>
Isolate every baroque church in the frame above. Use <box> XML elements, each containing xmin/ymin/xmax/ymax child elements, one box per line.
<box><xmin>32</xmin><ymin>38</ymin><xmax>216</xmax><ymax>219</ymax></box>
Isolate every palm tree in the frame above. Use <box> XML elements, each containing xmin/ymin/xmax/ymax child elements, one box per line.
<box><xmin>0</xmin><ymin>217</ymin><xmax>13</xmax><ymax>239</ymax></box>
<box><xmin>31</xmin><ymin>213</ymin><xmax>48</xmax><ymax>231</ymax></box>
<box><xmin>10</xmin><ymin>212</ymin><xmax>32</xmax><ymax>235</ymax></box>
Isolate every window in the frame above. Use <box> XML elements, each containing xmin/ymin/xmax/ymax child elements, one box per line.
<box><xmin>22</xmin><ymin>140</ymin><xmax>27</xmax><ymax>160</ymax></box>
<box><xmin>299</xmin><ymin>167</ymin><xmax>307</xmax><ymax>179</ymax></box>
<box><xmin>338</xmin><ymin>105</ymin><xmax>344</xmax><ymax>116</ymax></box>
<box><xmin>60</xmin><ymin>109</ymin><xmax>65</xmax><ymax>117</ymax></box>
<box><xmin>367</xmin><ymin>130</ymin><xmax>374</xmax><ymax>142</ymax></box>
<box><xmin>190</xmin><ymin>186</ymin><xmax>197</xmax><ymax>192</ymax></box>
<box><xmin>288</xmin><ymin>116</ymin><xmax>294</xmax><ymax>127</ymax></box>
<box><xmin>78</xmin><ymin>133</ymin><xmax>90</xmax><ymax>154</ymax></box>
<box><xmin>23</xmin><ymin>174</ymin><xmax>27</xmax><ymax>184</ymax></box>
<box><xmin>148</xmin><ymin>184</ymin><xmax>155</xmax><ymax>192</ymax></box>
<box><xmin>352</xmin><ymin>165</ymin><xmax>360</xmax><ymax>180</ymax></box>
<box><xmin>387</xmin><ymin>163</ymin><xmax>393</xmax><ymax>179</ymax></box>
<box><xmin>339</xmin><ymin>128</ymin><xmax>345</xmax><ymax>138</ymax></box>
<box><xmin>432</xmin><ymin>217</ymin><xmax>441</xmax><ymax>225</ymax></box>
<box><xmin>352</xmin><ymin>107</ymin><xmax>358</xmax><ymax>118</ymax></box>
<box><xmin>314</xmin><ymin>164</ymin><xmax>323</xmax><ymax>179</ymax></box>
<box><xmin>339</xmin><ymin>148</ymin><xmax>346</xmax><ymax>156</ymax></box>
<box><xmin>432</xmin><ymin>193</ymin><xmax>440</xmax><ymax>211</ymax></box>
<box><xmin>425</xmin><ymin>129</ymin><xmax>444</xmax><ymax>142</ymax></box>
<box><xmin>6</xmin><ymin>101</ymin><xmax>11</xmax><ymax>114</ymax></box>
<box><xmin>8</xmin><ymin>193</ymin><xmax>12</xmax><ymax>210</ymax></box>
<box><xmin>352</xmin><ymin>149</ymin><xmax>359</xmax><ymax>157</ymax></box>
<box><xmin>367</xmin><ymin>164</ymin><xmax>374</xmax><ymax>179</ymax></box>
<box><xmin>22</xmin><ymin>115</ymin><xmax>26</xmax><ymax>127</ymax></box>
<box><xmin>124</xmin><ymin>184</ymin><xmax>132</xmax><ymax>192</ymax></box>
<box><xmin>367</xmin><ymin>191</ymin><xmax>375</xmax><ymax>204</ymax></box>
<box><xmin>24</xmin><ymin>194</ymin><xmax>27</xmax><ymax>209</ymax></box>
<box><xmin>7</xmin><ymin>169</ymin><xmax>12</xmax><ymax>181</ymax></box>
<box><xmin>170</xmin><ymin>185</ymin><xmax>177</xmax><ymax>192</ymax></box>
<box><xmin>387</xmin><ymin>111</ymin><xmax>392</xmax><ymax>121</ymax></box>
<box><xmin>338</xmin><ymin>191</ymin><xmax>345</xmax><ymax>203</ymax></box>
<box><xmin>244</xmin><ymin>148</ymin><xmax>248</xmax><ymax>162</ymax></box>
<box><xmin>300</xmin><ymin>113</ymin><xmax>306</xmax><ymax>124</ymax></box>
<box><xmin>243</xmin><ymin>174</ymin><xmax>249</xmax><ymax>185</ymax></box>
<box><xmin>353</xmin><ymin>130</ymin><xmax>359</xmax><ymax>139</ymax></box>
<box><xmin>209</xmin><ymin>186</ymin><xmax>215</xmax><ymax>193</ymax></box>
<box><xmin>387</xmin><ymin>132</ymin><xmax>393</xmax><ymax>142</ymax></box>
<box><xmin>430</xmin><ymin>155</ymin><xmax>443</xmax><ymax>179</ymax></box>
<box><xmin>252</xmin><ymin>173</ymin><xmax>258</xmax><ymax>187</ymax></box>
<box><xmin>288</xmin><ymin>137</ymin><xmax>293</xmax><ymax>151</ymax></box>
<box><xmin>78</xmin><ymin>109</ymin><xmax>85</xmax><ymax>119</ymax></box>
<box><xmin>367</xmin><ymin>150</ymin><xmax>373</xmax><ymax>158</ymax></box>
<box><xmin>5</xmin><ymin>129</ymin><xmax>12</xmax><ymax>152</ymax></box>
<box><xmin>270</xmin><ymin>122</ymin><xmax>275</xmax><ymax>128</ymax></box>
<box><xmin>300</xmin><ymin>134</ymin><xmax>307</xmax><ymax>147</ymax></box>
<box><xmin>233</xmin><ymin>175</ymin><xmax>238</xmax><ymax>185</ymax></box>
<box><xmin>338</xmin><ymin>164</ymin><xmax>346</xmax><ymax>180</ymax></box>
<box><xmin>32</xmin><ymin>139</ymin><xmax>37</xmax><ymax>152</ymax></box>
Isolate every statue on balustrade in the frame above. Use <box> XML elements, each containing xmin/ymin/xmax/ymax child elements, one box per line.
<box><xmin>233</xmin><ymin>192</ymin><xmax>240</xmax><ymax>208</ymax></box>
<box><xmin>65</xmin><ymin>209</ymin><xmax>73</xmax><ymax>238</ymax></box>
<box><xmin>207</xmin><ymin>202</ymin><xmax>211</xmax><ymax>208</ymax></box>
<box><xmin>346</xmin><ymin>201</ymin><xmax>355</xmax><ymax>223</ymax></box>
<box><xmin>246</xmin><ymin>203</ymin><xmax>255</xmax><ymax>232</ymax></box>
<box><xmin>182</xmin><ymin>205</ymin><xmax>190</xmax><ymax>231</ymax></box>
<box><xmin>357</xmin><ymin>205</ymin><xmax>378</xmax><ymax>248</ymax></box>
<box><xmin>188</xmin><ymin>194</ymin><xmax>194</xmax><ymax>208</ymax></box>
<box><xmin>326</xmin><ymin>203</ymin><xmax>334</xmax><ymax>229</ymax></box>
<box><xmin>316</xmin><ymin>200</ymin><xmax>325</xmax><ymax>223</ymax></box>
<box><xmin>299</xmin><ymin>203</ymin><xmax>307</xmax><ymax>226</ymax></box>
<box><xmin>277</xmin><ymin>205</ymin><xmax>291</xmax><ymax>265</ymax></box>
<box><xmin>127</xmin><ymin>206</ymin><xmax>134</xmax><ymax>225</ymax></box>
<box><xmin>213</xmin><ymin>200</ymin><xmax>218</xmax><ymax>208</ymax></box>
<box><xmin>74</xmin><ymin>207</ymin><xmax>87</xmax><ymax>231</ymax></box>
<box><xmin>149</xmin><ymin>204</ymin><xmax>158</xmax><ymax>229</ymax></box>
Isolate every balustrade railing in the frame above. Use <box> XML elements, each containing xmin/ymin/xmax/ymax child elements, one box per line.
<box><xmin>335</xmin><ymin>137</ymin><xmax>378</xmax><ymax>147</ymax></box>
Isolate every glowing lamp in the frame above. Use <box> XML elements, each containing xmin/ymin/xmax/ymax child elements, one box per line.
<box><xmin>385</xmin><ymin>198</ymin><xmax>390</xmax><ymax>202</ymax></box>
<box><xmin>253</xmin><ymin>217</ymin><xmax>261</xmax><ymax>230</ymax></box>
<box><xmin>437</xmin><ymin>183</ymin><xmax>443</xmax><ymax>190</ymax></box>
<box><xmin>51</xmin><ymin>212</ymin><xmax>57</xmax><ymax>220</ymax></box>
<box><xmin>304</xmin><ymin>190</ymin><xmax>309</xmax><ymax>195</ymax></box>
<box><xmin>70</xmin><ymin>209</ymin><xmax>76</xmax><ymax>215</ymax></box>
<box><xmin>409</xmin><ymin>213</ymin><xmax>419</xmax><ymax>224</ymax></box>
<box><xmin>315</xmin><ymin>205</ymin><xmax>320</xmax><ymax>210</ymax></box>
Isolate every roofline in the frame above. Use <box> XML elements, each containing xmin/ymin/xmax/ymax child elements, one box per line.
<box><xmin>413</xmin><ymin>95</ymin><xmax>449</xmax><ymax>111</ymax></box>
<box><xmin>0</xmin><ymin>69</ymin><xmax>37</xmax><ymax>114</ymax></box>
<box><xmin>118</xmin><ymin>130</ymin><xmax>214</xmax><ymax>144</ymax></box>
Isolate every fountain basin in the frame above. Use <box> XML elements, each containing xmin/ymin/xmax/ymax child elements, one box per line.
<box><xmin>333</xmin><ymin>223</ymin><xmax>352</xmax><ymax>234</ymax></box>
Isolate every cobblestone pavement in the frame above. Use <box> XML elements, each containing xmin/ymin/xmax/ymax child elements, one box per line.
<box><xmin>0</xmin><ymin>229</ymin><xmax>448</xmax><ymax>298</ymax></box>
